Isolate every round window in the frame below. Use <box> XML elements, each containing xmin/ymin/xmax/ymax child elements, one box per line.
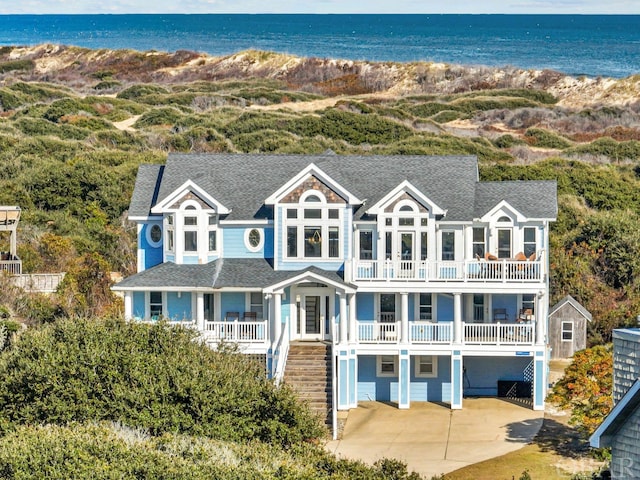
<box><xmin>149</xmin><ymin>224</ymin><xmax>162</xmax><ymax>243</ymax></box>
<box><xmin>248</xmin><ymin>229</ymin><xmax>261</xmax><ymax>248</ymax></box>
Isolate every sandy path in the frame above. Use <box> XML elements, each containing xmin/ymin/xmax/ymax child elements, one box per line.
<box><xmin>113</xmin><ymin>115</ymin><xmax>141</xmax><ymax>131</ymax></box>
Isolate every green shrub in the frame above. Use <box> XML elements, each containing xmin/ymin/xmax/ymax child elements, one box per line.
<box><xmin>0</xmin><ymin>317</ymin><xmax>325</xmax><ymax>445</ymax></box>
<box><xmin>93</xmin><ymin>79</ymin><xmax>122</xmax><ymax>90</ymax></box>
<box><xmin>116</xmin><ymin>84</ymin><xmax>170</xmax><ymax>100</ymax></box>
<box><xmin>567</xmin><ymin>137</ymin><xmax>640</xmax><ymax>161</ymax></box>
<box><xmin>524</xmin><ymin>128</ymin><xmax>572</xmax><ymax>149</ymax></box>
<box><xmin>493</xmin><ymin>134</ymin><xmax>525</xmax><ymax>149</ymax></box>
<box><xmin>134</xmin><ymin>107</ymin><xmax>184</xmax><ymax>127</ymax></box>
<box><xmin>232</xmin><ymin>129</ymin><xmax>300</xmax><ymax>152</ymax></box>
<box><xmin>0</xmin><ymin>88</ymin><xmax>25</xmax><ymax>111</ymax></box>
<box><xmin>430</xmin><ymin>110</ymin><xmax>461</xmax><ymax>123</ymax></box>
<box><xmin>0</xmin><ymin>59</ymin><xmax>34</xmax><ymax>73</ymax></box>
<box><xmin>8</xmin><ymin>82</ymin><xmax>72</xmax><ymax>101</ymax></box>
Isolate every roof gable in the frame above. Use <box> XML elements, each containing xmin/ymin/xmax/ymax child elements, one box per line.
<box><xmin>590</xmin><ymin>379</ymin><xmax>640</xmax><ymax>448</ymax></box>
<box><xmin>366</xmin><ymin>180</ymin><xmax>446</xmax><ymax>216</ymax></box>
<box><xmin>265</xmin><ymin>163</ymin><xmax>361</xmax><ymax>205</ymax></box>
<box><xmin>151</xmin><ymin>180</ymin><xmax>230</xmax><ymax>215</ymax></box>
<box><xmin>549</xmin><ymin>295</ymin><xmax>592</xmax><ymax>321</ymax></box>
<box><xmin>479</xmin><ymin>199</ymin><xmax>526</xmax><ymax>223</ymax></box>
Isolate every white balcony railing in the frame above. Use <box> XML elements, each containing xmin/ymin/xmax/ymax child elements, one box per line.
<box><xmin>353</xmin><ymin>259</ymin><xmax>542</xmax><ymax>283</ymax></box>
<box><xmin>203</xmin><ymin>320</ymin><xmax>268</xmax><ymax>343</ymax></box>
<box><xmin>355</xmin><ymin>320</ymin><xmax>533</xmax><ymax>346</ymax></box>
<box><xmin>464</xmin><ymin>322</ymin><xmax>534</xmax><ymax>345</ymax></box>
<box><xmin>410</xmin><ymin>322</ymin><xmax>453</xmax><ymax>343</ymax></box>
<box><xmin>357</xmin><ymin>321</ymin><xmax>400</xmax><ymax>343</ymax></box>
<box><xmin>0</xmin><ymin>259</ymin><xmax>21</xmax><ymax>275</ymax></box>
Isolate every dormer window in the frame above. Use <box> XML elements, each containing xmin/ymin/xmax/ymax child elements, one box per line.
<box><xmin>284</xmin><ymin>190</ymin><xmax>342</xmax><ymax>260</ymax></box>
<box><xmin>380</xmin><ymin>200</ymin><xmax>429</xmax><ymax>262</ymax></box>
<box><xmin>165</xmin><ymin>214</ymin><xmax>175</xmax><ymax>252</ymax></box>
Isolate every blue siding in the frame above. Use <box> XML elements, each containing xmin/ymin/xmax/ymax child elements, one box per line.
<box><xmin>221</xmin><ymin>292</ymin><xmax>245</xmax><ymax>319</ymax></box>
<box><xmin>282</xmin><ymin>287</ymin><xmax>291</xmax><ymax>324</ymax></box>
<box><xmin>437</xmin><ymin>294</ymin><xmax>454</xmax><ymax>321</ymax></box>
<box><xmin>339</xmin><ymin>357</ymin><xmax>349</xmax><ymax>407</ymax></box>
<box><xmin>358</xmin><ymin>355</ymin><xmax>398</xmax><ymax>402</ymax></box>
<box><xmin>223</xmin><ymin>227</ymin><xmax>264</xmax><ymax>258</ymax></box>
<box><xmin>140</xmin><ymin>223</ymin><xmax>163</xmax><ymax>270</ymax></box>
<box><xmin>132</xmin><ymin>292</ymin><xmax>145</xmax><ymax>319</ymax></box>
<box><xmin>264</xmin><ymin>227</ymin><xmax>274</xmax><ymax>259</ymax></box>
<box><xmin>356</xmin><ymin>293</ymin><xmax>375</xmax><ymax>320</ymax></box>
<box><xmin>183</xmin><ymin>255</ymin><xmax>199</xmax><ymax>265</ymax></box>
<box><xmin>492</xmin><ymin>294</ymin><xmax>517</xmax><ymax>322</ymax></box>
<box><xmin>463</xmin><ymin>355</ymin><xmax>532</xmax><ymax>396</ymax></box>
<box><xmin>166</xmin><ymin>292</ymin><xmax>192</xmax><ymax>321</ymax></box>
<box><xmin>410</xmin><ymin>355</ymin><xmax>451</xmax><ymax>402</ymax></box>
<box><xmin>166</xmin><ymin>253</ymin><xmax>175</xmax><ymax>262</ymax></box>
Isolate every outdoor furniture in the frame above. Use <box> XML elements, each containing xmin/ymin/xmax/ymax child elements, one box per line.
<box><xmin>243</xmin><ymin>311</ymin><xmax>257</xmax><ymax>321</ymax></box>
<box><xmin>225</xmin><ymin>311</ymin><xmax>240</xmax><ymax>321</ymax></box>
<box><xmin>493</xmin><ymin>308</ymin><xmax>508</xmax><ymax>322</ymax></box>
<box><xmin>518</xmin><ymin>308</ymin><xmax>534</xmax><ymax>323</ymax></box>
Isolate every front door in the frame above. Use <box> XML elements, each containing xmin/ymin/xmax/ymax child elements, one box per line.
<box><xmin>297</xmin><ymin>292</ymin><xmax>332</xmax><ymax>340</ymax></box>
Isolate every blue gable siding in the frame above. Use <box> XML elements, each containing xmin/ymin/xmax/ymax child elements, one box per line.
<box><xmin>223</xmin><ymin>227</ymin><xmax>264</xmax><ymax>258</ymax></box>
<box><xmin>356</xmin><ymin>293</ymin><xmax>375</xmax><ymax>320</ymax></box>
<box><xmin>140</xmin><ymin>223</ymin><xmax>163</xmax><ymax>270</ymax></box>
<box><xmin>166</xmin><ymin>292</ymin><xmax>192</xmax><ymax>321</ymax></box>
<box><xmin>221</xmin><ymin>292</ymin><xmax>245</xmax><ymax>319</ymax></box>
<box><xmin>281</xmin><ymin>287</ymin><xmax>291</xmax><ymax>325</ymax></box>
<box><xmin>463</xmin><ymin>355</ymin><xmax>532</xmax><ymax>396</ymax></box>
<box><xmin>437</xmin><ymin>294</ymin><xmax>454</xmax><ymax>321</ymax></box>
<box><xmin>183</xmin><ymin>255</ymin><xmax>199</xmax><ymax>265</ymax></box>
<box><xmin>133</xmin><ymin>292</ymin><xmax>145</xmax><ymax>320</ymax></box>
<box><xmin>408</xmin><ymin>294</ymin><xmax>415</xmax><ymax>320</ymax></box>
<box><xmin>264</xmin><ymin>227</ymin><xmax>274</xmax><ymax>259</ymax></box>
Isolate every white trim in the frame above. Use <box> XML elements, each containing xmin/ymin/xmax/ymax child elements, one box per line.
<box><xmin>151</xmin><ymin>179</ymin><xmax>230</xmax><ymax>215</ymax></box>
<box><xmin>263</xmin><ymin>270</ymin><xmax>355</xmax><ymax>295</ymax></box>
<box><xmin>145</xmin><ymin>223</ymin><xmax>163</xmax><ymax>248</ymax></box>
<box><xmin>561</xmin><ymin>321</ymin><xmax>574</xmax><ymax>342</ymax></box>
<box><xmin>415</xmin><ymin>355</ymin><xmax>438</xmax><ymax>378</ymax></box>
<box><xmin>376</xmin><ymin>354</ymin><xmax>398</xmax><ymax>377</ymax></box>
<box><xmin>244</xmin><ymin>228</ymin><xmax>264</xmax><ymax>252</ymax></box>
<box><xmin>265</xmin><ymin>163</ymin><xmax>362</xmax><ymax>205</ymax></box>
<box><xmin>479</xmin><ymin>200</ymin><xmax>526</xmax><ymax>223</ymax></box>
<box><xmin>129</xmin><ymin>215</ymin><xmax>162</xmax><ymax>222</ymax></box>
<box><xmin>365</xmin><ymin>180</ymin><xmax>445</xmax><ymax>216</ymax></box>
<box><xmin>219</xmin><ymin>219</ymin><xmax>272</xmax><ymax>225</ymax></box>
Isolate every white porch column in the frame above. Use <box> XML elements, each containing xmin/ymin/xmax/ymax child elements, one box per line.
<box><xmin>453</xmin><ymin>292</ymin><xmax>462</xmax><ymax>344</ymax></box>
<box><xmin>196</xmin><ymin>292</ymin><xmax>205</xmax><ymax>331</ymax></box>
<box><xmin>273</xmin><ymin>292</ymin><xmax>282</xmax><ymax>347</ymax></box>
<box><xmin>348</xmin><ymin>292</ymin><xmax>357</xmax><ymax>343</ymax></box>
<box><xmin>124</xmin><ymin>291</ymin><xmax>133</xmax><ymax>320</ymax></box>
<box><xmin>400</xmin><ymin>292</ymin><xmax>409</xmax><ymax>343</ymax></box>
<box><xmin>339</xmin><ymin>292</ymin><xmax>348</xmax><ymax>345</ymax></box>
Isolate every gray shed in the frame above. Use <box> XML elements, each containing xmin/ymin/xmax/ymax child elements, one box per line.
<box><xmin>548</xmin><ymin>295</ymin><xmax>591</xmax><ymax>359</ymax></box>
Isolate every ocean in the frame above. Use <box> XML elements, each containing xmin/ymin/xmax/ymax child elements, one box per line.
<box><xmin>0</xmin><ymin>14</ymin><xmax>638</xmax><ymax>78</ymax></box>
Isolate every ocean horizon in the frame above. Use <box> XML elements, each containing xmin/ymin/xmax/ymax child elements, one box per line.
<box><xmin>0</xmin><ymin>14</ymin><xmax>638</xmax><ymax>78</ymax></box>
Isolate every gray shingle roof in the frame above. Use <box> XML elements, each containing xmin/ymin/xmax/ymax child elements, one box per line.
<box><xmin>474</xmin><ymin>181</ymin><xmax>557</xmax><ymax>220</ymax></box>
<box><xmin>128</xmin><ymin>153</ymin><xmax>556</xmax><ymax>222</ymax></box>
<box><xmin>113</xmin><ymin>258</ymin><xmax>349</xmax><ymax>290</ymax></box>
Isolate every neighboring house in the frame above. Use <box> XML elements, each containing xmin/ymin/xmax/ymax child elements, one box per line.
<box><xmin>113</xmin><ymin>153</ymin><xmax>557</xmax><ymax>433</ymax></box>
<box><xmin>548</xmin><ymin>295</ymin><xmax>591</xmax><ymax>359</ymax></box>
<box><xmin>590</xmin><ymin>328</ymin><xmax>640</xmax><ymax>480</ymax></box>
<box><xmin>0</xmin><ymin>206</ymin><xmax>21</xmax><ymax>275</ymax></box>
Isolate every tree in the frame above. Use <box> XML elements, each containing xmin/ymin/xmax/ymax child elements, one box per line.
<box><xmin>547</xmin><ymin>344</ymin><xmax>613</xmax><ymax>435</ymax></box>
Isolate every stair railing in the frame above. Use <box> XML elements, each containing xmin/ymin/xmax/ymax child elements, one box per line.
<box><xmin>272</xmin><ymin>319</ymin><xmax>290</xmax><ymax>386</ymax></box>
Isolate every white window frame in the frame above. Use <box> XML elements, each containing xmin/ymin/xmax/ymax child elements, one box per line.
<box><xmin>148</xmin><ymin>291</ymin><xmax>164</xmax><ymax>320</ymax></box>
<box><xmin>472</xmin><ymin>226</ymin><xmax>486</xmax><ymax>259</ymax></box>
<box><xmin>377</xmin><ymin>355</ymin><xmax>397</xmax><ymax>377</ymax></box>
<box><xmin>283</xmin><ymin>190</ymin><xmax>343</xmax><ymax>261</ymax></box>
<box><xmin>208</xmin><ymin>213</ymin><xmax>219</xmax><ymax>253</ymax></box>
<box><xmin>523</xmin><ymin>226</ymin><xmax>537</xmax><ymax>258</ymax></box>
<box><xmin>418</xmin><ymin>293</ymin><xmax>433</xmax><ymax>321</ymax></box>
<box><xmin>165</xmin><ymin>214</ymin><xmax>175</xmax><ymax>252</ymax></box>
<box><xmin>561</xmin><ymin>321</ymin><xmax>574</xmax><ymax>342</ymax></box>
<box><xmin>146</xmin><ymin>222</ymin><xmax>163</xmax><ymax>248</ymax></box>
<box><xmin>379</xmin><ymin>199</ymin><xmax>429</xmax><ymax>262</ymax></box>
<box><xmin>244</xmin><ymin>228</ymin><xmax>264</xmax><ymax>253</ymax></box>
<box><xmin>441</xmin><ymin>230</ymin><xmax>456</xmax><ymax>261</ymax></box>
<box><xmin>246</xmin><ymin>291</ymin><xmax>265</xmax><ymax>320</ymax></box>
<box><xmin>415</xmin><ymin>355</ymin><xmax>438</xmax><ymax>378</ymax></box>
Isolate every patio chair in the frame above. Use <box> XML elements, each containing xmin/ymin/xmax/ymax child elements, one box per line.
<box><xmin>242</xmin><ymin>311</ymin><xmax>257</xmax><ymax>321</ymax></box>
<box><xmin>225</xmin><ymin>311</ymin><xmax>240</xmax><ymax>321</ymax></box>
<box><xmin>493</xmin><ymin>308</ymin><xmax>508</xmax><ymax>322</ymax></box>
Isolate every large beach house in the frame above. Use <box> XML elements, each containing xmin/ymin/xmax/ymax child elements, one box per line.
<box><xmin>113</xmin><ymin>153</ymin><xmax>557</xmax><ymax>431</ymax></box>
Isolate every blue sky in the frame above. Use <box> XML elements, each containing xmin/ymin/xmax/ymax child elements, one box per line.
<box><xmin>1</xmin><ymin>0</ymin><xmax>638</xmax><ymax>14</ymax></box>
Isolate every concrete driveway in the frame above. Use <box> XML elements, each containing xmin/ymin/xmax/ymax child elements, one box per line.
<box><xmin>325</xmin><ymin>398</ymin><xmax>543</xmax><ymax>479</ymax></box>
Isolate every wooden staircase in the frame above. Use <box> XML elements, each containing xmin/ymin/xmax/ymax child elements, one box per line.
<box><xmin>283</xmin><ymin>342</ymin><xmax>332</xmax><ymax>426</ymax></box>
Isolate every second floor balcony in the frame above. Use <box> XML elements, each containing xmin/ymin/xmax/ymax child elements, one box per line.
<box><xmin>352</xmin><ymin>258</ymin><xmax>543</xmax><ymax>283</ymax></box>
